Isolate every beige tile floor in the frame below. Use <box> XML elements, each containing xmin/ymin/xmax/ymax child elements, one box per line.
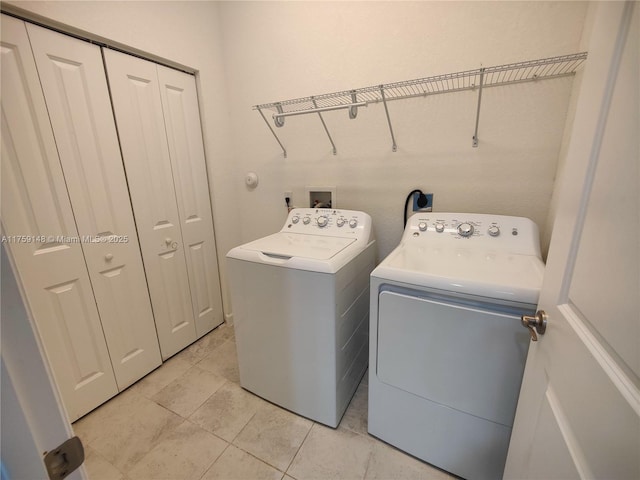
<box><xmin>74</xmin><ymin>324</ymin><xmax>453</xmax><ymax>480</ymax></box>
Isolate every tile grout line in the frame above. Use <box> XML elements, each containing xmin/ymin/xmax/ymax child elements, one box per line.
<box><xmin>283</xmin><ymin>421</ymin><xmax>316</xmax><ymax>476</ymax></box>
<box><xmin>226</xmin><ymin>403</ymin><xmax>311</xmax><ymax>476</ymax></box>
<box><xmin>230</xmin><ymin>444</ymin><xmax>287</xmax><ymax>476</ymax></box>
<box><xmin>85</xmin><ymin>443</ymin><xmax>129</xmax><ymax>480</ymax></box>
<box><xmin>196</xmin><ymin>440</ymin><xmax>234</xmax><ymax>480</ymax></box>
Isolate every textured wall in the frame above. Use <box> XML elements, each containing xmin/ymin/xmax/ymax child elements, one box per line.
<box><xmin>218</xmin><ymin>1</ymin><xmax>588</xmax><ymax>263</ymax></box>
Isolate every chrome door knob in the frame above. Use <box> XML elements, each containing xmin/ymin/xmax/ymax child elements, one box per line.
<box><xmin>521</xmin><ymin>310</ymin><xmax>548</xmax><ymax>341</ymax></box>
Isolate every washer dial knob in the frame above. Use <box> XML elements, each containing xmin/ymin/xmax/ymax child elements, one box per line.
<box><xmin>291</xmin><ymin>216</ymin><xmax>300</xmax><ymax>224</ymax></box>
<box><xmin>317</xmin><ymin>216</ymin><xmax>328</xmax><ymax>227</ymax></box>
<box><xmin>349</xmin><ymin>219</ymin><xmax>358</xmax><ymax>228</ymax></box>
<box><xmin>435</xmin><ymin>223</ymin><xmax>445</xmax><ymax>233</ymax></box>
<box><xmin>302</xmin><ymin>217</ymin><xmax>311</xmax><ymax>225</ymax></box>
<box><xmin>418</xmin><ymin>222</ymin><xmax>427</xmax><ymax>232</ymax></box>
<box><xmin>488</xmin><ymin>225</ymin><xmax>500</xmax><ymax>237</ymax></box>
<box><xmin>336</xmin><ymin>218</ymin><xmax>345</xmax><ymax>227</ymax></box>
<box><xmin>457</xmin><ymin>222</ymin><xmax>474</xmax><ymax>237</ymax></box>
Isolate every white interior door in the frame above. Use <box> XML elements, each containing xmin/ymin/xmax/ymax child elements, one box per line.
<box><xmin>1</xmin><ymin>14</ymin><xmax>117</xmax><ymax>421</ymax></box>
<box><xmin>505</xmin><ymin>3</ymin><xmax>639</xmax><ymax>478</ymax></box>
<box><xmin>26</xmin><ymin>23</ymin><xmax>162</xmax><ymax>390</ymax></box>
<box><xmin>103</xmin><ymin>49</ymin><xmax>197</xmax><ymax>359</ymax></box>
<box><xmin>2</xmin><ymin>246</ymin><xmax>86</xmax><ymax>480</ymax></box>
<box><xmin>157</xmin><ymin>65</ymin><xmax>223</xmax><ymax>337</ymax></box>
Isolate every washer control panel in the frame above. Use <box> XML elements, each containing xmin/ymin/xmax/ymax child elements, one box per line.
<box><xmin>404</xmin><ymin>212</ymin><xmax>541</xmax><ymax>256</ymax></box>
<box><xmin>284</xmin><ymin>208</ymin><xmax>372</xmax><ymax>240</ymax></box>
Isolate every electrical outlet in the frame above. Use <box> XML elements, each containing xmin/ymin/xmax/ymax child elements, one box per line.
<box><xmin>412</xmin><ymin>192</ymin><xmax>433</xmax><ymax>212</ymax></box>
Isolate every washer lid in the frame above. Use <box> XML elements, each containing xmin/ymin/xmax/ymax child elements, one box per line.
<box><xmin>240</xmin><ymin>232</ymin><xmax>356</xmax><ymax>260</ymax></box>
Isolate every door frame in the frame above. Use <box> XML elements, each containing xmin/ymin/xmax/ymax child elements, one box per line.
<box><xmin>1</xmin><ymin>244</ymin><xmax>87</xmax><ymax>480</ymax></box>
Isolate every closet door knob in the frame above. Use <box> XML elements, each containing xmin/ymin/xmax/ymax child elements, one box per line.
<box><xmin>105</xmin><ymin>253</ymin><xmax>114</xmax><ymax>262</ymax></box>
<box><xmin>165</xmin><ymin>237</ymin><xmax>172</xmax><ymax>245</ymax></box>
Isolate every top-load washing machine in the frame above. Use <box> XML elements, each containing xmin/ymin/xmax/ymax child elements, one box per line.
<box><xmin>227</xmin><ymin>208</ymin><xmax>376</xmax><ymax>427</ymax></box>
<box><xmin>368</xmin><ymin>213</ymin><xmax>545</xmax><ymax>480</ymax></box>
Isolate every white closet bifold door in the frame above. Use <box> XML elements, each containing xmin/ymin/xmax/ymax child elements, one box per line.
<box><xmin>157</xmin><ymin>65</ymin><xmax>223</xmax><ymax>337</ymax></box>
<box><xmin>26</xmin><ymin>24</ymin><xmax>162</xmax><ymax>389</ymax></box>
<box><xmin>103</xmin><ymin>49</ymin><xmax>197</xmax><ymax>359</ymax></box>
<box><xmin>1</xmin><ymin>15</ymin><xmax>118</xmax><ymax>421</ymax></box>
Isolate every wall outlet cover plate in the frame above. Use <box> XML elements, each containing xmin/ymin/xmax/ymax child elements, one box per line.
<box><xmin>412</xmin><ymin>192</ymin><xmax>433</xmax><ymax>212</ymax></box>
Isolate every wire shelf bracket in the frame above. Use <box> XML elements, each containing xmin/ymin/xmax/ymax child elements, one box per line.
<box><xmin>472</xmin><ymin>68</ymin><xmax>485</xmax><ymax>148</ymax></box>
<box><xmin>254</xmin><ymin>52</ymin><xmax>587</xmax><ymax>156</ymax></box>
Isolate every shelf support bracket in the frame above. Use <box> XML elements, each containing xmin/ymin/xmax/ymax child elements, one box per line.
<box><xmin>274</xmin><ymin>103</ymin><xmax>285</xmax><ymax>127</ymax></box>
<box><xmin>349</xmin><ymin>90</ymin><xmax>358</xmax><ymax>119</ymax></box>
<box><xmin>312</xmin><ymin>97</ymin><xmax>337</xmax><ymax>155</ymax></box>
<box><xmin>257</xmin><ymin>107</ymin><xmax>287</xmax><ymax>158</ymax></box>
<box><xmin>472</xmin><ymin>68</ymin><xmax>485</xmax><ymax>148</ymax></box>
<box><xmin>380</xmin><ymin>86</ymin><xmax>397</xmax><ymax>152</ymax></box>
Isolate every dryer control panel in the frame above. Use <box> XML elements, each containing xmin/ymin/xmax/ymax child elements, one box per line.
<box><xmin>404</xmin><ymin>212</ymin><xmax>541</xmax><ymax>257</ymax></box>
<box><xmin>284</xmin><ymin>208</ymin><xmax>373</xmax><ymax>242</ymax></box>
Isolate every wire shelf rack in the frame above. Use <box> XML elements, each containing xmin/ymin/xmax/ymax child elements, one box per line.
<box><xmin>254</xmin><ymin>52</ymin><xmax>587</xmax><ymax>157</ymax></box>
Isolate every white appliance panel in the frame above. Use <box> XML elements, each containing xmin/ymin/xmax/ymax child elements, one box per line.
<box><xmin>377</xmin><ymin>245</ymin><xmax>543</xmax><ymax>304</ymax></box>
<box><xmin>230</xmin><ymin>259</ymin><xmax>336</xmax><ymax>424</ymax></box>
<box><xmin>369</xmin><ymin>213</ymin><xmax>544</xmax><ymax>480</ymax></box>
<box><xmin>241</xmin><ymin>232</ymin><xmax>355</xmax><ymax>260</ymax></box>
<box><xmin>377</xmin><ymin>289</ymin><xmax>532</xmax><ymax>426</ymax></box>
<box><xmin>369</xmin><ymin>368</ymin><xmax>513</xmax><ymax>480</ymax></box>
<box><xmin>227</xmin><ymin>208</ymin><xmax>375</xmax><ymax>427</ymax></box>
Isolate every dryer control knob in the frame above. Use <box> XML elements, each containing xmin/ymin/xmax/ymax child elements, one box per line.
<box><xmin>336</xmin><ymin>218</ymin><xmax>346</xmax><ymax>227</ymax></box>
<box><xmin>349</xmin><ymin>219</ymin><xmax>358</xmax><ymax>228</ymax></box>
<box><xmin>488</xmin><ymin>225</ymin><xmax>500</xmax><ymax>237</ymax></box>
<box><xmin>457</xmin><ymin>222</ymin><xmax>474</xmax><ymax>237</ymax></box>
<box><xmin>317</xmin><ymin>216</ymin><xmax>328</xmax><ymax>227</ymax></box>
<box><xmin>418</xmin><ymin>222</ymin><xmax>427</xmax><ymax>232</ymax></box>
<box><xmin>303</xmin><ymin>217</ymin><xmax>311</xmax><ymax>225</ymax></box>
<box><xmin>291</xmin><ymin>216</ymin><xmax>300</xmax><ymax>224</ymax></box>
<box><xmin>435</xmin><ymin>223</ymin><xmax>445</xmax><ymax>233</ymax></box>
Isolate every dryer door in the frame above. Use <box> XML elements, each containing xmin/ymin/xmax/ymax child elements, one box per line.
<box><xmin>377</xmin><ymin>289</ymin><xmax>532</xmax><ymax>426</ymax></box>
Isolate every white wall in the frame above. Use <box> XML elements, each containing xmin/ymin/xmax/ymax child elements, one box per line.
<box><xmin>540</xmin><ymin>2</ymin><xmax>597</xmax><ymax>254</ymax></box>
<box><xmin>218</xmin><ymin>1</ymin><xmax>588</xmax><ymax>262</ymax></box>
<box><xmin>3</xmin><ymin>1</ymin><xmax>589</xmax><ymax>318</ymax></box>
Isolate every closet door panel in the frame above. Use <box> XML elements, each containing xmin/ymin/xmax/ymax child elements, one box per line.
<box><xmin>158</xmin><ymin>66</ymin><xmax>223</xmax><ymax>336</ymax></box>
<box><xmin>1</xmin><ymin>15</ymin><xmax>117</xmax><ymax>421</ymax></box>
<box><xmin>27</xmin><ymin>24</ymin><xmax>162</xmax><ymax>389</ymax></box>
<box><xmin>103</xmin><ymin>49</ymin><xmax>196</xmax><ymax>359</ymax></box>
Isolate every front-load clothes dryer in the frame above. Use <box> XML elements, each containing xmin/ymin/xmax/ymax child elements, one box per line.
<box><xmin>368</xmin><ymin>213</ymin><xmax>545</xmax><ymax>480</ymax></box>
<box><xmin>227</xmin><ymin>208</ymin><xmax>376</xmax><ymax>427</ymax></box>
